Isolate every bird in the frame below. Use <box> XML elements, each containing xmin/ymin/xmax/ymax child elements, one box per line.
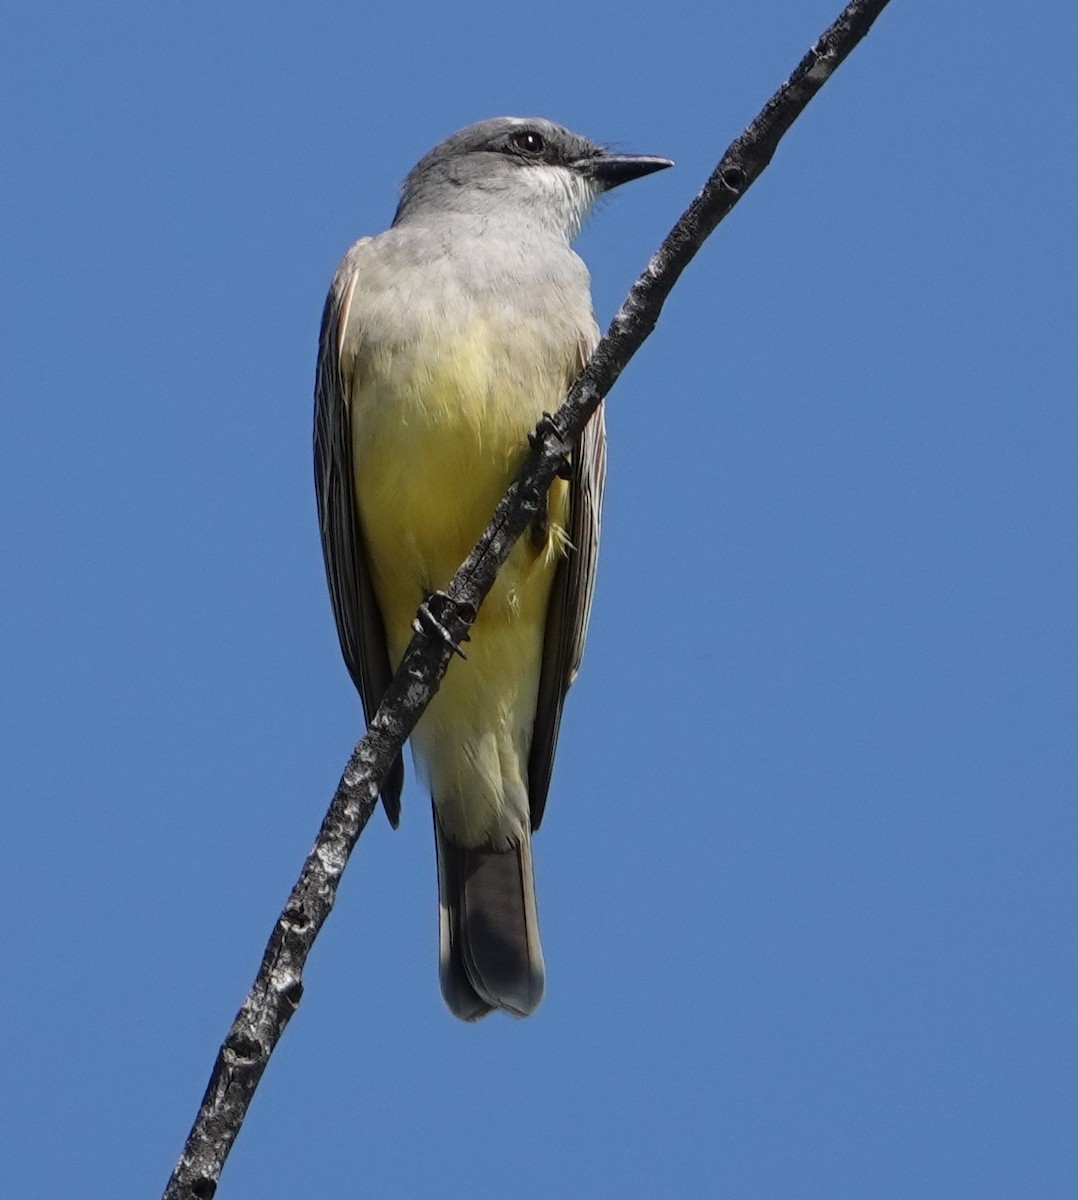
<box><xmin>314</xmin><ymin>117</ymin><xmax>671</xmax><ymax>1019</ymax></box>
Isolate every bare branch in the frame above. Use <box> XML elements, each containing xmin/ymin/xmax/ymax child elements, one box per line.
<box><xmin>163</xmin><ymin>2</ymin><xmax>893</xmax><ymax>1195</ymax></box>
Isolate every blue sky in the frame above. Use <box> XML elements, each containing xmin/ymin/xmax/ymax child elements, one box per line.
<box><xmin>4</xmin><ymin>2</ymin><xmax>1077</xmax><ymax>1197</ymax></box>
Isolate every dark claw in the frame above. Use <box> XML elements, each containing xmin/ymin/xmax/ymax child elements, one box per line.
<box><xmin>414</xmin><ymin>591</ymin><xmax>469</xmax><ymax>659</ymax></box>
<box><xmin>528</xmin><ymin>411</ymin><xmax>563</xmax><ymax>447</ymax></box>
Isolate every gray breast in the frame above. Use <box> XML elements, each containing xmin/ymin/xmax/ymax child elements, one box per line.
<box><xmin>351</xmin><ymin>216</ymin><xmax>596</xmax><ymax>352</ymax></box>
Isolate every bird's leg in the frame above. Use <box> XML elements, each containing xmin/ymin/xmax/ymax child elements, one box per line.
<box><xmin>414</xmin><ymin>591</ymin><xmax>471</xmax><ymax>659</ymax></box>
<box><xmin>531</xmin><ymin>494</ymin><xmax>550</xmax><ymax>548</ymax></box>
<box><xmin>529</xmin><ymin>412</ymin><xmax>572</xmax><ymax>547</ymax></box>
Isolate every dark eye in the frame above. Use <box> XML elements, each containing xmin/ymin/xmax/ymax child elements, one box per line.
<box><xmin>510</xmin><ymin>130</ymin><xmax>545</xmax><ymax>156</ymax></box>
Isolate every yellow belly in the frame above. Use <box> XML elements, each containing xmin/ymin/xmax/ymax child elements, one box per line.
<box><xmin>348</xmin><ymin>328</ymin><xmax>571</xmax><ymax>848</ymax></box>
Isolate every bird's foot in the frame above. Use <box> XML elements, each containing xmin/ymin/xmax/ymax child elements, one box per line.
<box><xmin>414</xmin><ymin>591</ymin><xmax>470</xmax><ymax>659</ymax></box>
<box><xmin>529</xmin><ymin>412</ymin><xmax>573</xmax><ymax>480</ymax></box>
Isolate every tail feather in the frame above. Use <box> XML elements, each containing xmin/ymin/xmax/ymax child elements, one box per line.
<box><xmin>435</xmin><ymin>816</ymin><xmax>545</xmax><ymax>1020</ymax></box>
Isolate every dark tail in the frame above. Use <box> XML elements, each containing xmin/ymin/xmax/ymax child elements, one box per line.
<box><xmin>435</xmin><ymin>816</ymin><xmax>545</xmax><ymax>1020</ymax></box>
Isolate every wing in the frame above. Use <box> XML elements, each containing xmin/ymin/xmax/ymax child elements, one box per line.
<box><xmin>313</xmin><ymin>241</ymin><xmax>403</xmax><ymax>826</ymax></box>
<box><xmin>528</xmin><ymin>335</ymin><xmax>607</xmax><ymax>829</ymax></box>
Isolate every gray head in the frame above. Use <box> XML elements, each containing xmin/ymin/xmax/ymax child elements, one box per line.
<box><xmin>393</xmin><ymin>117</ymin><xmax>672</xmax><ymax>241</ymax></box>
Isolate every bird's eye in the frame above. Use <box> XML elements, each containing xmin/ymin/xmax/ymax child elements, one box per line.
<box><xmin>510</xmin><ymin>131</ymin><xmax>545</xmax><ymax>156</ymax></box>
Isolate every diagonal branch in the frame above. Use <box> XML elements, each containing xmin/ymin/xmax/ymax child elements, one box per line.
<box><xmin>163</xmin><ymin>2</ymin><xmax>893</xmax><ymax>1195</ymax></box>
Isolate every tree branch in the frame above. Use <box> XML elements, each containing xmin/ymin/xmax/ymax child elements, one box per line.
<box><xmin>163</xmin><ymin>2</ymin><xmax>893</xmax><ymax>1195</ymax></box>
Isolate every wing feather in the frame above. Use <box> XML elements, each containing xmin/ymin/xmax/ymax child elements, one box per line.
<box><xmin>528</xmin><ymin>337</ymin><xmax>607</xmax><ymax>829</ymax></box>
<box><xmin>313</xmin><ymin>242</ymin><xmax>403</xmax><ymax>825</ymax></box>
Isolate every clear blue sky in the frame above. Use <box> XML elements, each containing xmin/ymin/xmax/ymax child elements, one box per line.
<box><xmin>4</xmin><ymin>2</ymin><xmax>1076</xmax><ymax>1197</ymax></box>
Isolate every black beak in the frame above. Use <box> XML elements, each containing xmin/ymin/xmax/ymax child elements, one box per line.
<box><xmin>574</xmin><ymin>153</ymin><xmax>674</xmax><ymax>190</ymax></box>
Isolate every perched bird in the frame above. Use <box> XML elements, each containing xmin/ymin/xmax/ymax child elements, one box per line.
<box><xmin>314</xmin><ymin>117</ymin><xmax>671</xmax><ymax>1019</ymax></box>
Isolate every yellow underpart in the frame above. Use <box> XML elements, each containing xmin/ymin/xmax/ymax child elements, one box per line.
<box><xmin>348</xmin><ymin>324</ymin><xmax>573</xmax><ymax>848</ymax></box>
